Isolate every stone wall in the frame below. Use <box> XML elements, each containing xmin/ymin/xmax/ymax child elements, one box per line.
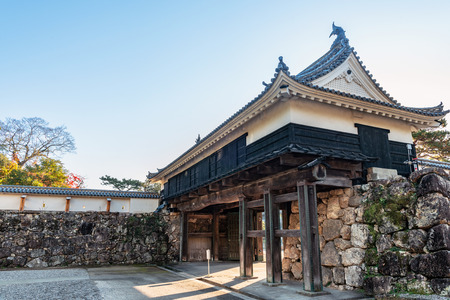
<box><xmin>283</xmin><ymin>168</ymin><xmax>449</xmax><ymax>297</ymax></box>
<box><xmin>0</xmin><ymin>210</ymin><xmax>180</xmax><ymax>268</ymax></box>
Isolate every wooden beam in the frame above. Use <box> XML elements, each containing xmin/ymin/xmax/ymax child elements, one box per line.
<box><xmin>209</xmin><ymin>182</ymin><xmax>221</xmax><ymax>192</ymax></box>
<box><xmin>274</xmin><ymin>192</ymin><xmax>297</xmax><ymax>204</ymax></box>
<box><xmin>239</xmin><ymin>197</ymin><xmax>253</xmax><ymax>277</ymax></box>
<box><xmin>247</xmin><ymin>199</ymin><xmax>264</xmax><ymax>209</ymax></box>
<box><xmin>221</xmin><ymin>178</ymin><xmax>235</xmax><ymax>187</ymax></box>
<box><xmin>198</xmin><ymin>187</ymin><xmax>208</xmax><ymax>196</ymax></box>
<box><xmin>247</xmin><ymin>230</ymin><xmax>265</xmax><ymax>238</ymax></box>
<box><xmin>275</xmin><ymin>229</ymin><xmax>301</xmax><ymax>237</ymax></box>
<box><xmin>264</xmin><ymin>191</ymin><xmax>282</xmax><ymax>283</ymax></box>
<box><xmin>237</xmin><ymin>171</ymin><xmax>254</xmax><ymax>181</ymax></box>
<box><xmin>19</xmin><ymin>195</ymin><xmax>26</xmax><ymax>211</ymax></box>
<box><xmin>298</xmin><ymin>183</ymin><xmax>323</xmax><ymax>292</ymax></box>
<box><xmin>213</xmin><ymin>212</ymin><xmax>220</xmax><ymax>261</ymax></box>
<box><xmin>104</xmin><ymin>198</ymin><xmax>110</xmax><ymax>212</ymax></box>
<box><xmin>175</xmin><ymin>167</ymin><xmax>353</xmax><ymax>212</ymax></box>
<box><xmin>188</xmin><ymin>232</ymin><xmax>213</xmax><ymax>238</ymax></box>
<box><xmin>188</xmin><ymin>191</ymin><xmax>198</xmax><ymax>198</ymax></box>
<box><xmin>180</xmin><ymin>212</ymin><xmax>188</xmax><ymax>262</ymax></box>
<box><xmin>279</xmin><ymin>154</ymin><xmax>311</xmax><ymax>166</ymax></box>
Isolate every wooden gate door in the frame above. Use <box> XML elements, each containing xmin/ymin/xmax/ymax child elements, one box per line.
<box><xmin>227</xmin><ymin>212</ymin><xmax>240</xmax><ymax>260</ymax></box>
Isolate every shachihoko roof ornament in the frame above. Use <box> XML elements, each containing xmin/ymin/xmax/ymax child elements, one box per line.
<box><xmin>329</xmin><ymin>22</ymin><xmax>349</xmax><ymax>49</ymax></box>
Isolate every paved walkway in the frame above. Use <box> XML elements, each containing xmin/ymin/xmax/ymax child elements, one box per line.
<box><xmin>166</xmin><ymin>261</ymin><xmax>370</xmax><ymax>300</ymax></box>
<box><xmin>0</xmin><ymin>262</ymin><xmax>372</xmax><ymax>299</ymax></box>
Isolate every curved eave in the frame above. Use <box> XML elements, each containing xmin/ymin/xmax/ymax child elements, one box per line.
<box><xmin>150</xmin><ymin>71</ymin><xmax>293</xmax><ymax>181</ymax></box>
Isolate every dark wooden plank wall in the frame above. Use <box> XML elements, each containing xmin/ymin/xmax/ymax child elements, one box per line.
<box><xmin>164</xmin><ymin>123</ymin><xmax>415</xmax><ymax>199</ymax></box>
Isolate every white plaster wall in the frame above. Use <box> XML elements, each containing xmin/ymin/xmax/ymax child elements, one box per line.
<box><xmin>0</xmin><ymin>194</ymin><xmax>21</xmax><ymax>210</ymax></box>
<box><xmin>246</xmin><ymin>98</ymin><xmax>414</xmax><ymax>145</ymax></box>
<box><xmin>24</xmin><ymin>196</ymin><xmax>66</xmax><ymax>211</ymax></box>
<box><xmin>70</xmin><ymin>198</ymin><xmax>107</xmax><ymax>212</ymax></box>
<box><xmin>130</xmin><ymin>198</ymin><xmax>159</xmax><ymax>213</ymax></box>
<box><xmin>110</xmin><ymin>199</ymin><xmax>130</xmax><ymax>213</ymax></box>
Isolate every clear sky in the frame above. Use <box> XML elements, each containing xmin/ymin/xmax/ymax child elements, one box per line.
<box><xmin>1</xmin><ymin>1</ymin><xmax>449</xmax><ymax>189</ymax></box>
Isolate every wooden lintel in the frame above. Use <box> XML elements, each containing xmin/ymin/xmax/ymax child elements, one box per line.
<box><xmin>188</xmin><ymin>232</ymin><xmax>213</xmax><ymax>238</ymax></box>
<box><xmin>209</xmin><ymin>182</ymin><xmax>221</xmax><ymax>192</ymax></box>
<box><xmin>221</xmin><ymin>178</ymin><xmax>235</xmax><ymax>187</ymax></box>
<box><xmin>247</xmin><ymin>199</ymin><xmax>264</xmax><ymax>209</ymax></box>
<box><xmin>176</xmin><ymin>167</ymin><xmax>353</xmax><ymax>212</ymax></box>
<box><xmin>198</xmin><ymin>187</ymin><xmax>208</xmax><ymax>195</ymax></box>
<box><xmin>256</xmin><ymin>164</ymin><xmax>274</xmax><ymax>175</ymax></box>
<box><xmin>315</xmin><ymin>176</ymin><xmax>352</xmax><ymax>188</ymax></box>
<box><xmin>279</xmin><ymin>154</ymin><xmax>310</xmax><ymax>166</ymax></box>
<box><xmin>275</xmin><ymin>229</ymin><xmax>301</xmax><ymax>237</ymax></box>
<box><xmin>237</xmin><ymin>171</ymin><xmax>254</xmax><ymax>181</ymax></box>
<box><xmin>274</xmin><ymin>192</ymin><xmax>297</xmax><ymax>204</ymax></box>
<box><xmin>247</xmin><ymin>230</ymin><xmax>265</xmax><ymax>237</ymax></box>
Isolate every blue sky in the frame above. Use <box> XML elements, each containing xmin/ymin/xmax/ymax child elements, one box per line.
<box><xmin>1</xmin><ymin>1</ymin><xmax>449</xmax><ymax>189</ymax></box>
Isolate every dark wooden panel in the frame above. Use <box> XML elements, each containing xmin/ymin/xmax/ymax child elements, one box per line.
<box><xmin>227</xmin><ymin>212</ymin><xmax>240</xmax><ymax>260</ymax></box>
<box><xmin>188</xmin><ymin>237</ymin><xmax>212</xmax><ymax>261</ymax></box>
<box><xmin>356</xmin><ymin>124</ymin><xmax>391</xmax><ymax>169</ymax></box>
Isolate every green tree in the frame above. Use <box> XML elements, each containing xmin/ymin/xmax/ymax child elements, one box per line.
<box><xmin>142</xmin><ymin>181</ymin><xmax>161</xmax><ymax>193</ymax></box>
<box><xmin>100</xmin><ymin>175</ymin><xmax>144</xmax><ymax>191</ymax></box>
<box><xmin>0</xmin><ymin>117</ymin><xmax>75</xmax><ymax>167</ymax></box>
<box><xmin>412</xmin><ymin>118</ymin><xmax>450</xmax><ymax>162</ymax></box>
<box><xmin>2</xmin><ymin>158</ymin><xmax>70</xmax><ymax>187</ymax></box>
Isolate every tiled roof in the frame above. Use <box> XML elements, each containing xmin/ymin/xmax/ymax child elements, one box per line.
<box><xmin>416</xmin><ymin>159</ymin><xmax>450</xmax><ymax>170</ymax></box>
<box><xmin>149</xmin><ymin>24</ymin><xmax>448</xmax><ymax>179</ymax></box>
<box><xmin>294</xmin><ymin>25</ymin><xmax>448</xmax><ymax>117</ymax></box>
<box><xmin>0</xmin><ymin>185</ymin><xmax>159</xmax><ymax>199</ymax></box>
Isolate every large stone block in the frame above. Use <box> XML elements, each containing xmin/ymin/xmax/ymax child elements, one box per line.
<box><xmin>327</xmin><ymin>197</ymin><xmax>341</xmax><ymax>219</ymax></box>
<box><xmin>291</xmin><ymin>261</ymin><xmax>303</xmax><ymax>279</ymax></box>
<box><xmin>410</xmin><ymin>250</ymin><xmax>450</xmax><ymax>278</ymax></box>
<box><xmin>332</xmin><ymin>267</ymin><xmax>345</xmax><ymax>285</ymax></box>
<box><xmin>408</xmin><ymin>229</ymin><xmax>427</xmax><ymax>253</ymax></box>
<box><xmin>417</xmin><ymin>173</ymin><xmax>450</xmax><ymax>198</ymax></box>
<box><xmin>393</xmin><ymin>231</ymin><xmax>409</xmax><ymax>249</ymax></box>
<box><xmin>334</xmin><ymin>238</ymin><xmax>352</xmax><ymax>251</ymax></box>
<box><xmin>321</xmin><ymin>241</ymin><xmax>340</xmax><ymax>266</ymax></box>
<box><xmin>345</xmin><ymin>266</ymin><xmax>363</xmax><ymax>287</ymax></box>
<box><xmin>363</xmin><ymin>276</ymin><xmax>392</xmax><ymax>296</ymax></box>
<box><xmin>341</xmin><ymin>247</ymin><xmax>365</xmax><ymax>266</ymax></box>
<box><xmin>348</xmin><ymin>195</ymin><xmax>362</xmax><ymax>207</ymax></box>
<box><xmin>427</xmin><ymin>224</ymin><xmax>450</xmax><ymax>251</ymax></box>
<box><xmin>367</xmin><ymin>167</ymin><xmax>398</xmax><ymax>181</ymax></box>
<box><xmin>322</xmin><ymin>219</ymin><xmax>343</xmax><ymax>241</ymax></box>
<box><xmin>322</xmin><ymin>266</ymin><xmax>333</xmax><ymax>286</ymax></box>
<box><xmin>341</xmin><ymin>208</ymin><xmax>356</xmax><ymax>225</ymax></box>
<box><xmin>376</xmin><ymin>234</ymin><xmax>393</xmax><ymax>253</ymax></box>
<box><xmin>430</xmin><ymin>278</ymin><xmax>450</xmax><ymax>296</ymax></box>
<box><xmin>410</xmin><ymin>194</ymin><xmax>449</xmax><ymax>229</ymax></box>
<box><xmin>340</xmin><ymin>225</ymin><xmax>351</xmax><ymax>240</ymax></box>
<box><xmin>378</xmin><ymin>251</ymin><xmax>409</xmax><ymax>277</ymax></box>
<box><xmin>351</xmin><ymin>224</ymin><xmax>370</xmax><ymax>248</ymax></box>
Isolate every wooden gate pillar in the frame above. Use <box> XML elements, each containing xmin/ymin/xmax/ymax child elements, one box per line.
<box><xmin>213</xmin><ymin>211</ymin><xmax>220</xmax><ymax>261</ymax></box>
<box><xmin>264</xmin><ymin>191</ymin><xmax>282</xmax><ymax>283</ymax></box>
<box><xmin>297</xmin><ymin>182</ymin><xmax>323</xmax><ymax>292</ymax></box>
<box><xmin>180</xmin><ymin>212</ymin><xmax>188</xmax><ymax>262</ymax></box>
<box><xmin>239</xmin><ymin>196</ymin><xmax>253</xmax><ymax>277</ymax></box>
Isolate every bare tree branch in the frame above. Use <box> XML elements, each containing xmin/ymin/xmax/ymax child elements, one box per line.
<box><xmin>0</xmin><ymin>117</ymin><xmax>76</xmax><ymax>167</ymax></box>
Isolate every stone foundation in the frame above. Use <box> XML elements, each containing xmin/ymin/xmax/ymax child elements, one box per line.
<box><xmin>283</xmin><ymin>168</ymin><xmax>449</xmax><ymax>296</ymax></box>
<box><xmin>0</xmin><ymin>210</ymin><xmax>180</xmax><ymax>268</ymax></box>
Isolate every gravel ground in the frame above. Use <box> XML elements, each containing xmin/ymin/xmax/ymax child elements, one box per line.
<box><xmin>0</xmin><ymin>269</ymin><xmax>101</xmax><ymax>300</ymax></box>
